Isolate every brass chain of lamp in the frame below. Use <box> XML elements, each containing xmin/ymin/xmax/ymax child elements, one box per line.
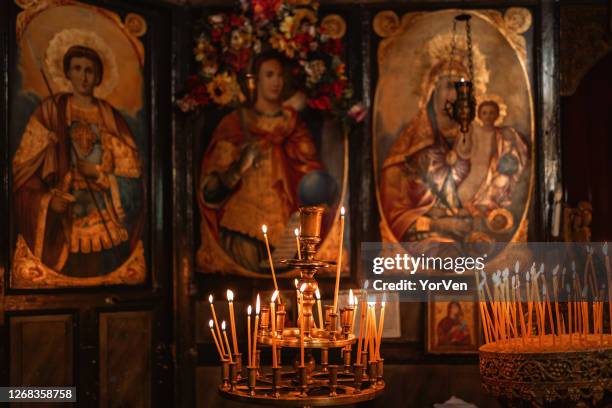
<box><xmin>444</xmin><ymin>13</ymin><xmax>477</xmax><ymax>135</ymax></box>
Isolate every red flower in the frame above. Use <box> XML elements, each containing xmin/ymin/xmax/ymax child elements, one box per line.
<box><xmin>321</xmin><ymin>38</ymin><xmax>343</xmax><ymax>55</ymax></box>
<box><xmin>331</xmin><ymin>80</ymin><xmax>346</xmax><ymax>98</ymax></box>
<box><xmin>308</xmin><ymin>95</ymin><xmax>332</xmax><ymax>110</ymax></box>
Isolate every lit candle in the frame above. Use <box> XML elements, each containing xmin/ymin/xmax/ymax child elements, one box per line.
<box><xmin>209</xmin><ymin>320</ymin><xmax>224</xmax><ymax>360</ymax></box>
<box><xmin>247</xmin><ymin>305</ymin><xmax>252</xmax><ymax>367</ymax></box>
<box><xmin>294</xmin><ymin>228</ymin><xmax>301</xmax><ymax>260</ymax></box>
<box><xmin>295</xmin><ymin>279</ymin><xmax>301</xmax><ymax>323</ymax></box>
<box><xmin>299</xmin><ymin>285</ymin><xmax>305</xmax><ymax>366</ymax></box>
<box><xmin>315</xmin><ymin>289</ymin><xmax>323</xmax><ymax>330</ymax></box>
<box><xmin>209</xmin><ymin>294</ymin><xmax>226</xmax><ymax>357</ymax></box>
<box><xmin>227</xmin><ymin>289</ymin><xmax>239</xmax><ymax>355</ymax></box>
<box><xmin>271</xmin><ymin>290</ymin><xmax>279</xmax><ymax>368</ymax></box>
<box><xmin>356</xmin><ymin>289</ymin><xmax>367</xmax><ymax>360</ymax></box>
<box><xmin>221</xmin><ymin>321</ymin><xmax>233</xmax><ymax>363</ymax></box>
<box><xmin>252</xmin><ymin>295</ymin><xmax>260</xmax><ymax>367</ymax></box>
<box><xmin>262</xmin><ymin>225</ymin><xmax>279</xmax><ymax>294</ymax></box>
<box><xmin>460</xmin><ymin>77</ymin><xmax>465</xmax><ymax>82</ymax></box>
<box><xmin>368</xmin><ymin>302</ymin><xmax>377</xmax><ymax>358</ymax></box>
<box><xmin>349</xmin><ymin>289</ymin><xmax>358</xmax><ymax>333</ymax></box>
<box><xmin>375</xmin><ymin>297</ymin><xmax>386</xmax><ymax>360</ymax></box>
<box><xmin>332</xmin><ymin>207</ymin><xmax>345</xmax><ymax>313</ymax></box>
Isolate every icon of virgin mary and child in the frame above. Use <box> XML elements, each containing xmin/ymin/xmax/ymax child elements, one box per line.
<box><xmin>380</xmin><ymin>36</ymin><xmax>529</xmax><ymax>244</ymax></box>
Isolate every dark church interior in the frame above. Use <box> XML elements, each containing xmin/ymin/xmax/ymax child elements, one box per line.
<box><xmin>1</xmin><ymin>0</ymin><xmax>612</xmax><ymax>407</ymax></box>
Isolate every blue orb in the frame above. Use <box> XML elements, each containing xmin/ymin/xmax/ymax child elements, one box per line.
<box><xmin>298</xmin><ymin>170</ymin><xmax>339</xmax><ymax>206</ymax></box>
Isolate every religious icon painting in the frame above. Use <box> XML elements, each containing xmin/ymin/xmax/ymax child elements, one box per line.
<box><xmin>194</xmin><ymin>26</ymin><xmax>351</xmax><ymax>279</ymax></box>
<box><xmin>427</xmin><ymin>296</ymin><xmax>481</xmax><ymax>354</ymax></box>
<box><xmin>373</xmin><ymin>8</ymin><xmax>535</xmax><ymax>249</ymax></box>
<box><xmin>8</xmin><ymin>0</ymin><xmax>151</xmax><ymax>288</ymax></box>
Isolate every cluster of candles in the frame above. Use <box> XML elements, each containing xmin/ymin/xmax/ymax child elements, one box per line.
<box><xmin>206</xmin><ymin>206</ymin><xmax>387</xmax><ymax>397</ymax></box>
<box><xmin>206</xmin><ymin>287</ymin><xmax>388</xmax><ymax>361</ymax></box>
<box><xmin>207</xmin><ymin>287</ymin><xmax>386</xmax><ymax>394</ymax></box>
<box><xmin>476</xmin><ymin>245</ymin><xmax>612</xmax><ymax>348</ymax></box>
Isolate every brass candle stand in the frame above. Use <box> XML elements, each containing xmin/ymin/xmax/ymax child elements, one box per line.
<box><xmin>218</xmin><ymin>207</ymin><xmax>385</xmax><ymax>406</ymax></box>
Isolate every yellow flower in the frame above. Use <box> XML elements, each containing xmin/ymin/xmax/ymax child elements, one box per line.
<box><xmin>207</xmin><ymin>73</ymin><xmax>243</xmax><ymax>106</ymax></box>
<box><xmin>336</xmin><ymin>63</ymin><xmax>347</xmax><ymax>80</ymax></box>
<box><xmin>270</xmin><ymin>32</ymin><xmax>296</xmax><ymax>58</ymax></box>
<box><xmin>280</xmin><ymin>16</ymin><xmax>295</xmax><ymax>39</ymax></box>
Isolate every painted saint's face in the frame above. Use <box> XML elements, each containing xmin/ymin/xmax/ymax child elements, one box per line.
<box><xmin>257</xmin><ymin>59</ymin><xmax>284</xmax><ymax>103</ymax></box>
<box><xmin>433</xmin><ymin>76</ymin><xmax>457</xmax><ymax>115</ymax></box>
<box><xmin>67</xmin><ymin>57</ymin><xmax>97</xmax><ymax>97</ymax></box>
<box><xmin>449</xmin><ymin>303</ymin><xmax>461</xmax><ymax>318</ymax></box>
<box><xmin>479</xmin><ymin>105</ymin><xmax>499</xmax><ymax>127</ymax></box>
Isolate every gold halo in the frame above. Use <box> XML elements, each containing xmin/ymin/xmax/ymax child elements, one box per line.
<box><xmin>503</xmin><ymin>8</ymin><xmax>532</xmax><ymax>34</ymax></box>
<box><xmin>373</xmin><ymin>11</ymin><xmax>400</xmax><ymax>38</ymax></box>
<box><xmin>475</xmin><ymin>94</ymin><xmax>508</xmax><ymax>127</ymax></box>
<box><xmin>125</xmin><ymin>13</ymin><xmax>147</xmax><ymax>38</ymax></box>
<box><xmin>15</xmin><ymin>0</ymin><xmax>36</xmax><ymax>9</ymax></box>
<box><xmin>320</xmin><ymin>14</ymin><xmax>346</xmax><ymax>39</ymax></box>
<box><xmin>486</xmin><ymin>208</ymin><xmax>515</xmax><ymax>234</ymax></box>
<box><xmin>44</xmin><ymin>28</ymin><xmax>118</xmax><ymax>99</ymax></box>
<box><xmin>418</xmin><ymin>31</ymin><xmax>490</xmax><ymax>109</ymax></box>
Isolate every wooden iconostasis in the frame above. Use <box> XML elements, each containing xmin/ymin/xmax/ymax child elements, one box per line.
<box><xmin>1</xmin><ymin>0</ymin><xmax>611</xmax><ymax>406</ymax></box>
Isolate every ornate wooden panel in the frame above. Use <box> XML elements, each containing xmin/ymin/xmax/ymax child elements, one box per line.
<box><xmin>10</xmin><ymin>314</ymin><xmax>74</xmax><ymax>387</ymax></box>
<box><xmin>99</xmin><ymin>311</ymin><xmax>152</xmax><ymax>408</ymax></box>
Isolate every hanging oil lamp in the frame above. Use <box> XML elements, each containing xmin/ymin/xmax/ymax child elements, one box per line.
<box><xmin>444</xmin><ymin>13</ymin><xmax>477</xmax><ymax>134</ymax></box>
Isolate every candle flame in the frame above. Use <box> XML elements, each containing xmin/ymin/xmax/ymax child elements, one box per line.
<box><xmin>315</xmin><ymin>288</ymin><xmax>321</xmax><ymax>300</ymax></box>
<box><xmin>221</xmin><ymin>320</ymin><xmax>226</xmax><ymax>330</ymax></box>
<box><xmin>226</xmin><ymin>289</ymin><xmax>234</xmax><ymax>302</ymax></box>
<box><xmin>349</xmin><ymin>289</ymin><xmax>354</xmax><ymax>306</ymax></box>
<box><xmin>256</xmin><ymin>294</ymin><xmax>260</xmax><ymax>314</ymax></box>
<box><xmin>294</xmin><ymin>228</ymin><xmax>299</xmax><ymax>237</ymax></box>
<box><xmin>300</xmin><ymin>283</ymin><xmax>307</xmax><ymax>293</ymax></box>
<box><xmin>208</xmin><ymin>294</ymin><xmax>213</xmax><ymax>303</ymax></box>
<box><xmin>460</xmin><ymin>77</ymin><xmax>465</xmax><ymax>82</ymax></box>
<box><xmin>294</xmin><ymin>278</ymin><xmax>299</xmax><ymax>288</ymax></box>
<box><xmin>271</xmin><ymin>290</ymin><xmax>279</xmax><ymax>302</ymax></box>
<box><xmin>262</xmin><ymin>224</ymin><xmax>268</xmax><ymax>234</ymax></box>
<box><xmin>248</xmin><ymin>305</ymin><xmax>252</xmax><ymax>315</ymax></box>
<box><xmin>209</xmin><ymin>319</ymin><xmax>214</xmax><ymax>328</ymax></box>
<box><xmin>340</xmin><ymin>206</ymin><xmax>345</xmax><ymax>216</ymax></box>
<box><xmin>368</xmin><ymin>301</ymin><xmax>375</xmax><ymax>307</ymax></box>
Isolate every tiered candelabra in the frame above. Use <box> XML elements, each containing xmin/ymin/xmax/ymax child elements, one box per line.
<box><xmin>210</xmin><ymin>207</ymin><xmax>386</xmax><ymax>406</ymax></box>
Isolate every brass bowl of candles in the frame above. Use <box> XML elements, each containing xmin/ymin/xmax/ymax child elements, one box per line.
<box><xmin>476</xmin><ymin>257</ymin><xmax>612</xmax><ymax>407</ymax></box>
<box><xmin>480</xmin><ymin>336</ymin><xmax>612</xmax><ymax>407</ymax></box>
<box><xmin>210</xmin><ymin>207</ymin><xmax>386</xmax><ymax>406</ymax></box>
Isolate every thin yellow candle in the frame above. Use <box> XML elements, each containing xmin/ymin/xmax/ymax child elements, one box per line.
<box><xmin>221</xmin><ymin>321</ymin><xmax>233</xmax><ymax>363</ymax></box>
<box><xmin>604</xmin><ymin>244</ymin><xmax>612</xmax><ymax>335</ymax></box>
<box><xmin>209</xmin><ymin>320</ymin><xmax>224</xmax><ymax>360</ymax></box>
<box><xmin>332</xmin><ymin>207</ymin><xmax>346</xmax><ymax>313</ymax></box>
<box><xmin>300</xmin><ymin>285</ymin><xmax>305</xmax><ymax>366</ymax></box>
<box><xmin>247</xmin><ymin>305</ymin><xmax>252</xmax><ymax>367</ymax></box>
<box><xmin>294</xmin><ymin>228</ymin><xmax>301</xmax><ymax>260</ymax></box>
<box><xmin>252</xmin><ymin>295</ymin><xmax>260</xmax><ymax>367</ymax></box>
<box><xmin>262</xmin><ymin>225</ymin><xmax>279</xmax><ymax>294</ymax></box>
<box><xmin>356</xmin><ymin>291</ymin><xmax>367</xmax><ymax>360</ymax></box>
<box><xmin>295</xmin><ymin>279</ymin><xmax>301</xmax><ymax>323</ymax></box>
<box><xmin>227</xmin><ymin>289</ymin><xmax>239</xmax><ymax>355</ymax></box>
<box><xmin>209</xmin><ymin>294</ymin><xmax>226</xmax><ymax>357</ymax></box>
<box><xmin>376</xmin><ymin>298</ymin><xmax>386</xmax><ymax>360</ymax></box>
<box><xmin>271</xmin><ymin>290</ymin><xmax>279</xmax><ymax>368</ymax></box>
<box><xmin>349</xmin><ymin>289</ymin><xmax>357</xmax><ymax>332</ymax></box>
<box><xmin>368</xmin><ymin>302</ymin><xmax>377</xmax><ymax>358</ymax></box>
<box><xmin>315</xmin><ymin>289</ymin><xmax>323</xmax><ymax>329</ymax></box>
<box><xmin>363</xmin><ymin>303</ymin><xmax>372</xmax><ymax>356</ymax></box>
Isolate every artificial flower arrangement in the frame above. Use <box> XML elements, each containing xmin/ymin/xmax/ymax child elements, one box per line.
<box><xmin>177</xmin><ymin>0</ymin><xmax>366</xmax><ymax>127</ymax></box>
